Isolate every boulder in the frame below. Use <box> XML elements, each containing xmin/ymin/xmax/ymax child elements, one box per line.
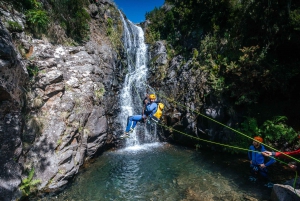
<box><xmin>271</xmin><ymin>184</ymin><xmax>300</xmax><ymax>201</ymax></box>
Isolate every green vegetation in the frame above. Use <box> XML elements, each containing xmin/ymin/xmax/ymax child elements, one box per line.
<box><xmin>22</xmin><ymin>0</ymin><xmax>49</xmax><ymax>33</ymax></box>
<box><xmin>145</xmin><ymin>0</ymin><xmax>300</xmax><ymax>148</ymax></box>
<box><xmin>106</xmin><ymin>16</ymin><xmax>123</xmax><ymax>50</ymax></box>
<box><xmin>44</xmin><ymin>0</ymin><xmax>91</xmax><ymax>43</ymax></box>
<box><xmin>57</xmin><ymin>139</ymin><xmax>62</xmax><ymax>146</ymax></box>
<box><xmin>145</xmin><ymin>0</ymin><xmax>300</xmax><ymax>104</ymax></box>
<box><xmin>230</xmin><ymin>115</ymin><xmax>298</xmax><ymax>153</ymax></box>
<box><xmin>94</xmin><ymin>87</ymin><xmax>106</xmax><ymax>99</ymax></box>
<box><xmin>4</xmin><ymin>0</ymin><xmax>91</xmax><ymax>43</ymax></box>
<box><xmin>24</xmin><ymin>115</ymin><xmax>44</xmax><ymax>136</ymax></box>
<box><xmin>6</xmin><ymin>20</ymin><xmax>23</xmax><ymax>32</ymax></box>
<box><xmin>261</xmin><ymin>116</ymin><xmax>298</xmax><ymax>143</ymax></box>
<box><xmin>26</xmin><ymin>65</ymin><xmax>39</xmax><ymax>77</ymax></box>
<box><xmin>25</xmin><ymin>9</ymin><xmax>49</xmax><ymax>30</ymax></box>
<box><xmin>19</xmin><ymin>168</ymin><xmax>41</xmax><ymax>197</ymax></box>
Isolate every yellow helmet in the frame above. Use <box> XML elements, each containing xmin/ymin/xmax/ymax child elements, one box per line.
<box><xmin>149</xmin><ymin>94</ymin><xmax>156</xmax><ymax>100</ymax></box>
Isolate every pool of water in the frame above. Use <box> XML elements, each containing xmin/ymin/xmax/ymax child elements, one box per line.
<box><xmin>40</xmin><ymin>143</ymin><xmax>275</xmax><ymax>201</ymax></box>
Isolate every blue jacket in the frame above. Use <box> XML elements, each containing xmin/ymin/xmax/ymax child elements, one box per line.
<box><xmin>144</xmin><ymin>102</ymin><xmax>157</xmax><ymax>118</ymax></box>
<box><xmin>248</xmin><ymin>144</ymin><xmax>275</xmax><ymax>167</ymax></box>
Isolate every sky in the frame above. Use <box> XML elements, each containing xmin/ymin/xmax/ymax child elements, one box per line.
<box><xmin>113</xmin><ymin>0</ymin><xmax>165</xmax><ymax>23</ymax></box>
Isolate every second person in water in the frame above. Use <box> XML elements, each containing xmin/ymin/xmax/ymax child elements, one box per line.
<box><xmin>120</xmin><ymin>94</ymin><xmax>158</xmax><ymax>139</ymax></box>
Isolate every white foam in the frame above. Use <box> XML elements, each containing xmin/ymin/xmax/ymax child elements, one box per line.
<box><xmin>118</xmin><ymin>142</ymin><xmax>164</xmax><ymax>153</ymax></box>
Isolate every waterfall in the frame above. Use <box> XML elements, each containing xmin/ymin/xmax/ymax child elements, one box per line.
<box><xmin>118</xmin><ymin>12</ymin><xmax>158</xmax><ymax>146</ymax></box>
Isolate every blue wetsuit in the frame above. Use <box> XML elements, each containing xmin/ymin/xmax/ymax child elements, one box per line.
<box><xmin>248</xmin><ymin>144</ymin><xmax>275</xmax><ymax>181</ymax></box>
<box><xmin>125</xmin><ymin>102</ymin><xmax>158</xmax><ymax>132</ymax></box>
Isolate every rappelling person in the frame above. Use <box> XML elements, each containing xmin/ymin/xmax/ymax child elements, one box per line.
<box><xmin>120</xmin><ymin>94</ymin><xmax>160</xmax><ymax>139</ymax></box>
<box><xmin>248</xmin><ymin>136</ymin><xmax>275</xmax><ymax>188</ymax></box>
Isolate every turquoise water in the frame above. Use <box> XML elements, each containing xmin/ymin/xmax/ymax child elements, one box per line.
<box><xmin>41</xmin><ymin>143</ymin><xmax>272</xmax><ymax>200</ymax></box>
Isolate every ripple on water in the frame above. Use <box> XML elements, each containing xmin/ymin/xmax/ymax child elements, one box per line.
<box><xmin>39</xmin><ymin>143</ymin><xmax>272</xmax><ymax>201</ymax></box>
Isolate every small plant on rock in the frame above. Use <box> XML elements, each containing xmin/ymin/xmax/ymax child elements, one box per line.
<box><xmin>26</xmin><ymin>65</ymin><xmax>39</xmax><ymax>77</ymax></box>
<box><xmin>20</xmin><ymin>168</ymin><xmax>41</xmax><ymax>197</ymax></box>
<box><xmin>7</xmin><ymin>20</ymin><xmax>23</xmax><ymax>32</ymax></box>
<box><xmin>94</xmin><ymin>87</ymin><xmax>106</xmax><ymax>99</ymax></box>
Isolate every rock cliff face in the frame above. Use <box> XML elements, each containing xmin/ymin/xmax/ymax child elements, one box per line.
<box><xmin>21</xmin><ymin>39</ymin><xmax>120</xmax><ymax>191</ymax></box>
<box><xmin>0</xmin><ymin>0</ymin><xmax>125</xmax><ymax>200</ymax></box>
<box><xmin>147</xmin><ymin>40</ymin><xmax>240</xmax><ymax>147</ymax></box>
<box><xmin>0</xmin><ymin>19</ymin><xmax>28</xmax><ymax>201</ymax></box>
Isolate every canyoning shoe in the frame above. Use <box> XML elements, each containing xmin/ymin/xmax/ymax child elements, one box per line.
<box><xmin>249</xmin><ymin>176</ymin><xmax>257</xmax><ymax>182</ymax></box>
<box><xmin>264</xmin><ymin>182</ymin><xmax>274</xmax><ymax>188</ymax></box>
<box><xmin>120</xmin><ymin>133</ymin><xmax>130</xmax><ymax>139</ymax></box>
<box><xmin>129</xmin><ymin>128</ymin><xmax>134</xmax><ymax>133</ymax></box>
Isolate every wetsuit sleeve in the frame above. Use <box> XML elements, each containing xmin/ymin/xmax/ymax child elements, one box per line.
<box><xmin>265</xmin><ymin>156</ymin><xmax>276</xmax><ymax>167</ymax></box>
<box><xmin>146</xmin><ymin>103</ymin><xmax>157</xmax><ymax>118</ymax></box>
<box><xmin>143</xmin><ymin>97</ymin><xmax>148</xmax><ymax>105</ymax></box>
<box><xmin>259</xmin><ymin>145</ymin><xmax>276</xmax><ymax>166</ymax></box>
<box><xmin>248</xmin><ymin>146</ymin><xmax>253</xmax><ymax>160</ymax></box>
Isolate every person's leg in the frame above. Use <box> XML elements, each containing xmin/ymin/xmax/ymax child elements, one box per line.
<box><xmin>125</xmin><ymin>115</ymin><xmax>142</xmax><ymax>132</ymax></box>
<box><xmin>259</xmin><ymin>167</ymin><xmax>273</xmax><ymax>187</ymax></box>
<box><xmin>249</xmin><ymin>165</ymin><xmax>258</xmax><ymax>182</ymax></box>
<box><xmin>131</xmin><ymin>115</ymin><xmax>142</xmax><ymax>129</ymax></box>
<box><xmin>125</xmin><ymin>116</ymin><xmax>133</xmax><ymax>132</ymax></box>
<box><xmin>259</xmin><ymin>167</ymin><xmax>269</xmax><ymax>181</ymax></box>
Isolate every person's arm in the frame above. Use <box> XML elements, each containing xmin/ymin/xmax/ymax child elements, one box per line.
<box><xmin>262</xmin><ymin>151</ymin><xmax>276</xmax><ymax>157</ymax></box>
<box><xmin>264</xmin><ymin>156</ymin><xmax>276</xmax><ymax>167</ymax></box>
<box><xmin>146</xmin><ymin>103</ymin><xmax>157</xmax><ymax>118</ymax></box>
<box><xmin>142</xmin><ymin>97</ymin><xmax>148</xmax><ymax>118</ymax></box>
<box><xmin>287</xmin><ymin>162</ymin><xmax>300</xmax><ymax>171</ymax></box>
<box><xmin>143</xmin><ymin>97</ymin><xmax>148</xmax><ymax>104</ymax></box>
<box><xmin>288</xmin><ymin>164</ymin><xmax>297</xmax><ymax>171</ymax></box>
<box><xmin>259</xmin><ymin>145</ymin><xmax>275</xmax><ymax>167</ymax></box>
<box><xmin>248</xmin><ymin>146</ymin><xmax>253</xmax><ymax>163</ymax></box>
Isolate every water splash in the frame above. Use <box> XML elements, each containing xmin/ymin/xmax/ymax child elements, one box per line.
<box><xmin>119</xmin><ymin>142</ymin><xmax>165</xmax><ymax>153</ymax></box>
<box><xmin>118</xmin><ymin>11</ymin><xmax>158</xmax><ymax>146</ymax></box>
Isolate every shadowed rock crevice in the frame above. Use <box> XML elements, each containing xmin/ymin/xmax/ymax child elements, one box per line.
<box><xmin>0</xmin><ymin>86</ymin><xmax>11</xmax><ymax>101</ymax></box>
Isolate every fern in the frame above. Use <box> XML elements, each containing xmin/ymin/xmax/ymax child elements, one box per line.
<box><xmin>20</xmin><ymin>168</ymin><xmax>41</xmax><ymax>196</ymax></box>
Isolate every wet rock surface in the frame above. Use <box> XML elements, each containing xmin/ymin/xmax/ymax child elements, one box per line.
<box><xmin>0</xmin><ymin>0</ymin><xmax>124</xmax><ymax>200</ymax></box>
<box><xmin>20</xmin><ymin>37</ymin><xmax>122</xmax><ymax>192</ymax></box>
<box><xmin>0</xmin><ymin>20</ymin><xmax>27</xmax><ymax>201</ymax></box>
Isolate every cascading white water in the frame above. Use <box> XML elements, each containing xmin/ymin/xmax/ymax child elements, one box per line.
<box><xmin>118</xmin><ymin>12</ymin><xmax>159</xmax><ymax>146</ymax></box>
